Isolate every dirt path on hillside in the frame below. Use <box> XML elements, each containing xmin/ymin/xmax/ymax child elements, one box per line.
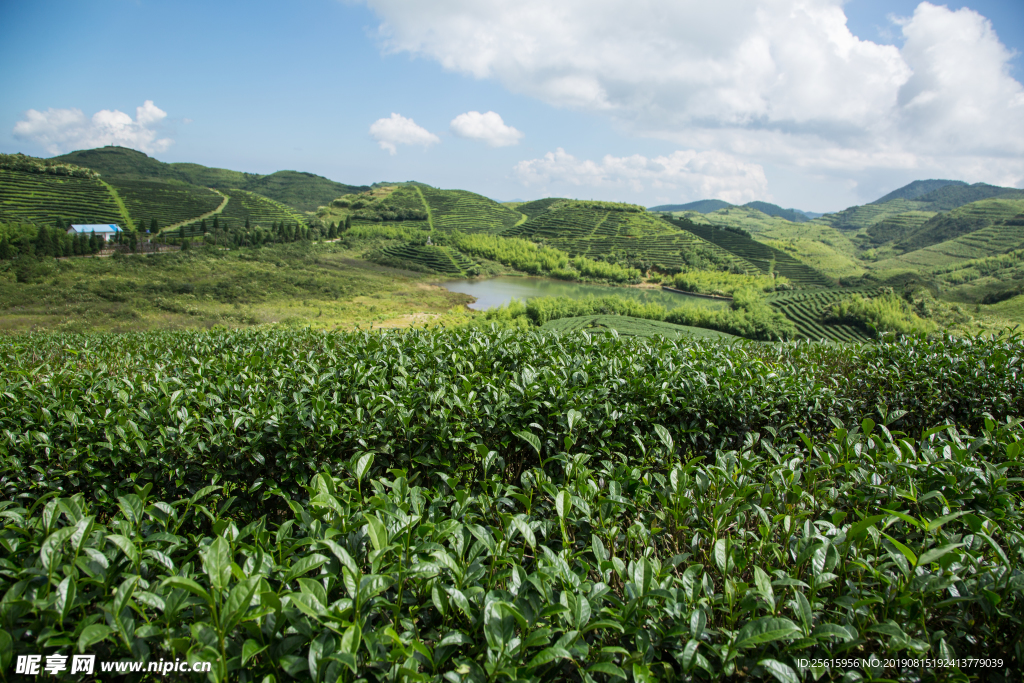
<box><xmin>158</xmin><ymin>189</ymin><xmax>230</xmax><ymax>236</ymax></box>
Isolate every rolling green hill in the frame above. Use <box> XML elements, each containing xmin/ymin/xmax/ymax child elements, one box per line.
<box><xmin>54</xmin><ymin>146</ymin><xmax>369</xmax><ymax>212</ymax></box>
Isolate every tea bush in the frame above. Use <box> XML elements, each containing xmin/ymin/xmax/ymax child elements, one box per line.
<box><xmin>1</xmin><ymin>328</ymin><xmax>1022</xmax><ymax>681</ymax></box>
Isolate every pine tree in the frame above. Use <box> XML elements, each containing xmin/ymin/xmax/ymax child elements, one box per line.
<box><xmin>150</xmin><ymin>218</ymin><xmax>158</xmax><ymax>233</ymax></box>
<box><xmin>89</xmin><ymin>231</ymin><xmax>100</xmax><ymax>254</ymax></box>
<box><xmin>213</xmin><ymin>216</ymin><xmax>219</xmax><ymax>231</ymax></box>
<box><xmin>245</xmin><ymin>217</ymin><xmax>250</xmax><ymax>230</ymax></box>
<box><xmin>345</xmin><ymin>215</ymin><xmax>352</xmax><ymax>231</ymax></box>
<box><xmin>201</xmin><ymin>219</ymin><xmax>207</xmax><ymax>233</ymax></box>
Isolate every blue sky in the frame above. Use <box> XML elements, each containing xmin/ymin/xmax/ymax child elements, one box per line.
<box><xmin>2</xmin><ymin>0</ymin><xmax>1022</xmax><ymax>212</ymax></box>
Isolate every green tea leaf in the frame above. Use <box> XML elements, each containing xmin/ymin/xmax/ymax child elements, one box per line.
<box><xmin>364</xmin><ymin>514</ymin><xmax>388</xmax><ymax>552</ymax></box>
<box><xmin>78</xmin><ymin>624</ymin><xmax>113</xmax><ymax>653</ymax></box>
<box><xmin>759</xmin><ymin>658</ymin><xmax>800</xmax><ymax>683</ymax></box>
<box><xmin>516</xmin><ymin>430</ymin><xmax>541</xmax><ymax>456</ymax></box>
<box><xmin>734</xmin><ymin>617</ymin><xmax>801</xmax><ymax>649</ymax></box>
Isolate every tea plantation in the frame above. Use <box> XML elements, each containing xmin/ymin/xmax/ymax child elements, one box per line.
<box><xmin>1</xmin><ymin>328</ymin><xmax>1021</xmax><ymax>682</ymax></box>
<box><xmin>109</xmin><ymin>179</ymin><xmax>225</xmax><ymax>230</ymax></box>
<box><xmin>0</xmin><ymin>169</ymin><xmax>128</xmax><ymax>227</ymax></box>
<box><xmin>764</xmin><ymin>290</ymin><xmax>881</xmax><ymax>343</ymax></box>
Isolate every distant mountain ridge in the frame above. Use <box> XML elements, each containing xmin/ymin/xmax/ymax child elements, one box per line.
<box><xmin>53</xmin><ymin>146</ymin><xmax>369</xmax><ymax>213</ymax></box>
<box><xmin>869</xmin><ymin>180</ymin><xmax>966</xmax><ymax>205</ymax></box>
<box><xmin>649</xmin><ymin>199</ymin><xmax>815</xmax><ymax>222</ymax></box>
<box><xmin>651</xmin><ymin>199</ymin><xmax>734</xmax><ymax>214</ymax></box>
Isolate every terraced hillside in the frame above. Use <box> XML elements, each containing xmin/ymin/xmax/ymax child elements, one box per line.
<box><xmin>419</xmin><ymin>186</ymin><xmax>523</xmax><ymax>233</ymax></box>
<box><xmin>0</xmin><ymin>169</ymin><xmax>127</xmax><ymax>226</ymax></box>
<box><xmin>869</xmin><ymin>179</ymin><xmax>966</xmax><ymax>204</ymax></box>
<box><xmin>565</xmin><ymin>232</ymin><xmax>752</xmax><ymax>273</ymax></box>
<box><xmin>669</xmin><ymin>219</ymin><xmax>835</xmax><ymax>287</ymax></box>
<box><xmin>372</xmin><ymin>243</ymin><xmax>477</xmax><ymax>275</ymax></box>
<box><xmin>108</xmin><ymin>179</ymin><xmax>223</xmax><ymax>229</ymax></box>
<box><xmin>174</xmin><ymin>189</ymin><xmax>307</xmax><ymax>237</ymax></box>
<box><xmin>508</xmin><ymin>202</ymin><xmax>675</xmax><ymax>241</ymax></box>
<box><xmin>910</xmin><ymin>182</ymin><xmax>1024</xmax><ymax>211</ymax></box>
<box><xmin>215</xmin><ymin>189</ymin><xmax>306</xmax><ymax>227</ymax></box>
<box><xmin>55</xmin><ymin>146</ymin><xmax>368</xmax><ymax>212</ymax></box>
<box><xmin>893</xmin><ymin>198</ymin><xmax>1024</xmax><ymax>253</ymax></box>
<box><xmin>765</xmin><ymin>289</ymin><xmax>878</xmax><ymax>342</ymax></box>
<box><xmin>504</xmin><ymin>202</ymin><xmax>752</xmax><ymax>273</ymax></box>
<box><xmin>860</xmin><ymin>211</ymin><xmax>938</xmax><ymax>247</ymax></box>
<box><xmin>817</xmin><ymin>198</ymin><xmax>930</xmax><ymax>231</ymax></box>
<box><xmin>868</xmin><ymin>212</ymin><xmax>1024</xmax><ymax>276</ymax></box>
<box><xmin>515</xmin><ymin>198</ymin><xmax>562</xmax><ymax>220</ymax></box>
<box><xmin>930</xmin><ymin>249</ymin><xmax>1024</xmax><ymax>304</ymax></box>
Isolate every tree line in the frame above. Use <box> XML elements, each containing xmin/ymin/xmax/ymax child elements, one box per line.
<box><xmin>0</xmin><ymin>220</ymin><xmax>140</xmax><ymax>260</ymax></box>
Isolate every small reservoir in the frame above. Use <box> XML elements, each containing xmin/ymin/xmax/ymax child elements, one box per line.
<box><xmin>438</xmin><ymin>276</ymin><xmax>729</xmax><ymax>311</ymax></box>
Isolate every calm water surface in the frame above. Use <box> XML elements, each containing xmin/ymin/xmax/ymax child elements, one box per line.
<box><xmin>438</xmin><ymin>276</ymin><xmax>728</xmax><ymax>311</ymax></box>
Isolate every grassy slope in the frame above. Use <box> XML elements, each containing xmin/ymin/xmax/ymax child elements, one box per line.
<box><xmin>0</xmin><ymin>241</ymin><xmax>471</xmax><ymax>333</ymax></box>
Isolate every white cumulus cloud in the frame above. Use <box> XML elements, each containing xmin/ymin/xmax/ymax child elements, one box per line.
<box><xmin>13</xmin><ymin>100</ymin><xmax>173</xmax><ymax>155</ymax></box>
<box><xmin>369</xmin><ymin>113</ymin><xmax>440</xmax><ymax>154</ymax></box>
<box><xmin>361</xmin><ymin>0</ymin><xmax>1024</xmax><ymax>190</ymax></box>
<box><xmin>513</xmin><ymin>148</ymin><xmax>768</xmax><ymax>204</ymax></box>
<box><xmin>450</xmin><ymin>111</ymin><xmax>523</xmax><ymax>147</ymax></box>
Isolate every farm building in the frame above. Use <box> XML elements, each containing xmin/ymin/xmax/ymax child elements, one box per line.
<box><xmin>67</xmin><ymin>224</ymin><xmax>122</xmax><ymax>242</ymax></box>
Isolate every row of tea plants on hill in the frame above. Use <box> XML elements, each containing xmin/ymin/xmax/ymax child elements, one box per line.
<box><xmin>478</xmin><ymin>293</ymin><xmax>796</xmax><ymax>340</ymax></box>
<box><xmin>1</xmin><ymin>327</ymin><xmax>1022</xmax><ymax>682</ymax></box>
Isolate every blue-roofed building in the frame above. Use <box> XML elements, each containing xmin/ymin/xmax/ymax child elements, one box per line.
<box><xmin>67</xmin><ymin>224</ymin><xmax>122</xmax><ymax>242</ymax></box>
